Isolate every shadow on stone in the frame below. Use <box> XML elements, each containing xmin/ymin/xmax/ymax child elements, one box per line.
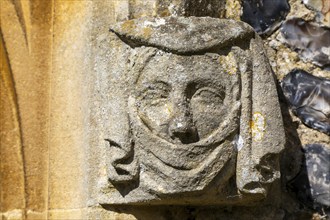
<box><xmin>277</xmin><ymin>78</ymin><xmax>316</xmax><ymax>219</ymax></box>
<box><xmin>109</xmin><ymin>180</ymin><xmax>140</xmax><ymax>198</ymax></box>
<box><xmin>287</xmin><ymin>144</ymin><xmax>330</xmax><ymax>217</ymax></box>
<box><xmin>101</xmin><ymin>205</ymin><xmax>291</xmax><ymax>220</ymax></box>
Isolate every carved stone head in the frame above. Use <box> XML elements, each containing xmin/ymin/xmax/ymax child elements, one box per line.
<box><xmin>101</xmin><ymin>17</ymin><xmax>285</xmax><ymax>205</ymax></box>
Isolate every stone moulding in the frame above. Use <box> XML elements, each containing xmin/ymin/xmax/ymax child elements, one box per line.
<box><xmin>97</xmin><ymin>16</ymin><xmax>285</xmax><ymax>205</ymax></box>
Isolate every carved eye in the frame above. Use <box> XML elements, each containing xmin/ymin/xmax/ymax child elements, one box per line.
<box><xmin>140</xmin><ymin>83</ymin><xmax>170</xmax><ymax>104</ymax></box>
<box><xmin>192</xmin><ymin>87</ymin><xmax>225</xmax><ymax>105</ymax></box>
<box><xmin>143</xmin><ymin>89</ymin><xmax>168</xmax><ymax>100</ymax></box>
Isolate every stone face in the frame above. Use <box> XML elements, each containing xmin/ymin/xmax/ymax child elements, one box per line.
<box><xmin>128</xmin><ymin>52</ymin><xmax>239</xmax><ymax>195</ymax></box>
<box><xmin>1</xmin><ymin>0</ymin><xmax>328</xmax><ymax>219</ymax></box>
<box><xmin>96</xmin><ymin>17</ymin><xmax>285</xmax><ymax>205</ymax></box>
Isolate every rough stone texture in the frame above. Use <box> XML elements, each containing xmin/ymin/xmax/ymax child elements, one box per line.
<box><xmin>263</xmin><ymin>1</ymin><xmax>330</xmax><ymax>150</ymax></box>
<box><xmin>302</xmin><ymin>0</ymin><xmax>330</xmax><ymax>27</ymax></box>
<box><xmin>262</xmin><ymin>1</ymin><xmax>330</xmax><ymax>218</ymax></box>
<box><xmin>128</xmin><ymin>0</ymin><xmax>227</xmax><ymax>18</ymax></box>
<box><xmin>110</xmin><ymin>17</ymin><xmax>254</xmax><ymax>54</ymax></box>
<box><xmin>0</xmin><ymin>0</ymin><xmax>329</xmax><ymax>219</ymax></box>
<box><xmin>89</xmin><ymin>17</ymin><xmax>285</xmax><ymax>207</ymax></box>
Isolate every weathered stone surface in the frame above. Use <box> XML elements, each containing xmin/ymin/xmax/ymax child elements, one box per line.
<box><xmin>1</xmin><ymin>0</ymin><xmax>327</xmax><ymax>219</ymax></box>
<box><xmin>128</xmin><ymin>0</ymin><xmax>226</xmax><ymax>19</ymax></box>
<box><xmin>110</xmin><ymin>17</ymin><xmax>254</xmax><ymax>54</ymax></box>
<box><xmin>94</xmin><ymin>16</ymin><xmax>285</xmax><ymax>205</ymax></box>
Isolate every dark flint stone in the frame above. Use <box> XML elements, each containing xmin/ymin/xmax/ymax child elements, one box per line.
<box><xmin>287</xmin><ymin>144</ymin><xmax>330</xmax><ymax>213</ymax></box>
<box><xmin>280</xmin><ymin>18</ymin><xmax>330</xmax><ymax>68</ymax></box>
<box><xmin>281</xmin><ymin>69</ymin><xmax>330</xmax><ymax>135</ymax></box>
<box><xmin>241</xmin><ymin>0</ymin><xmax>290</xmax><ymax>36</ymax></box>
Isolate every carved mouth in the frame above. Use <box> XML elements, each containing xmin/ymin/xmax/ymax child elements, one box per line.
<box><xmin>169</xmin><ymin>131</ymin><xmax>200</xmax><ymax>144</ymax></box>
<box><xmin>150</xmin><ymin>140</ymin><xmax>227</xmax><ymax>170</ymax></box>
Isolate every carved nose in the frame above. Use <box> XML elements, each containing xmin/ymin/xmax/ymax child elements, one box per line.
<box><xmin>168</xmin><ymin>114</ymin><xmax>199</xmax><ymax>144</ymax></box>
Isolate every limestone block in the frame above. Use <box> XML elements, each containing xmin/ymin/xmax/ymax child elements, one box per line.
<box><xmin>48</xmin><ymin>209</ymin><xmax>84</xmax><ymax>220</ymax></box>
<box><xmin>1</xmin><ymin>0</ymin><xmax>53</xmax><ymax>212</ymax></box>
<box><xmin>48</xmin><ymin>0</ymin><xmax>92</xmax><ymax>209</ymax></box>
<box><xmin>91</xmin><ymin>16</ymin><xmax>285</xmax><ymax>206</ymax></box>
<box><xmin>0</xmin><ymin>210</ymin><xmax>24</xmax><ymax>220</ymax></box>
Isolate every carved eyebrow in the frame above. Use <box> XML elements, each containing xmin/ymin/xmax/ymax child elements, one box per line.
<box><xmin>137</xmin><ymin>81</ymin><xmax>171</xmax><ymax>98</ymax></box>
<box><xmin>194</xmin><ymin>87</ymin><xmax>225</xmax><ymax>97</ymax></box>
<box><xmin>188</xmin><ymin>79</ymin><xmax>225</xmax><ymax>90</ymax></box>
<box><xmin>143</xmin><ymin>81</ymin><xmax>170</xmax><ymax>90</ymax></box>
<box><xmin>185</xmin><ymin>79</ymin><xmax>225</xmax><ymax>100</ymax></box>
